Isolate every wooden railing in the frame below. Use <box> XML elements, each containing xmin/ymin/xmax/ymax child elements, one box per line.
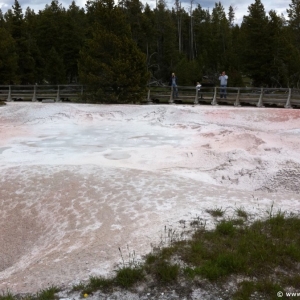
<box><xmin>1</xmin><ymin>85</ymin><xmax>300</xmax><ymax>108</ymax></box>
<box><xmin>146</xmin><ymin>86</ymin><xmax>300</xmax><ymax>108</ymax></box>
<box><xmin>0</xmin><ymin>85</ymin><xmax>84</xmax><ymax>102</ymax></box>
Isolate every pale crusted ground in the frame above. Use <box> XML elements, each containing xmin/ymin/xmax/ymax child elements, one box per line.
<box><xmin>0</xmin><ymin>103</ymin><xmax>300</xmax><ymax>295</ymax></box>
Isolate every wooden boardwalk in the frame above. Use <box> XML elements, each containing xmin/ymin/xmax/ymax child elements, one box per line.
<box><xmin>1</xmin><ymin>85</ymin><xmax>300</xmax><ymax>108</ymax></box>
<box><xmin>0</xmin><ymin>85</ymin><xmax>84</xmax><ymax>102</ymax></box>
<box><xmin>147</xmin><ymin>86</ymin><xmax>300</xmax><ymax>108</ymax></box>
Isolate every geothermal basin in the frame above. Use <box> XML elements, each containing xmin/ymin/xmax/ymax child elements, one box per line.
<box><xmin>0</xmin><ymin>102</ymin><xmax>300</xmax><ymax>293</ymax></box>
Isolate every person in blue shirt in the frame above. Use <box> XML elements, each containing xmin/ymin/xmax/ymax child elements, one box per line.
<box><xmin>169</xmin><ymin>73</ymin><xmax>178</xmax><ymax>98</ymax></box>
<box><xmin>219</xmin><ymin>71</ymin><xmax>228</xmax><ymax>99</ymax></box>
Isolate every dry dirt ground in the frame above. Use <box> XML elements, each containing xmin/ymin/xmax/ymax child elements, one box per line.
<box><xmin>0</xmin><ymin>103</ymin><xmax>300</xmax><ymax>297</ymax></box>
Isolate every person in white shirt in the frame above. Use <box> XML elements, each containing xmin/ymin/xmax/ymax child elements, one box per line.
<box><xmin>196</xmin><ymin>82</ymin><xmax>202</xmax><ymax>99</ymax></box>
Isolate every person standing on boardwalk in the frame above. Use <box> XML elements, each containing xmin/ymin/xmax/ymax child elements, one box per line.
<box><xmin>196</xmin><ymin>82</ymin><xmax>202</xmax><ymax>99</ymax></box>
<box><xmin>219</xmin><ymin>71</ymin><xmax>228</xmax><ymax>99</ymax></box>
<box><xmin>169</xmin><ymin>73</ymin><xmax>178</xmax><ymax>98</ymax></box>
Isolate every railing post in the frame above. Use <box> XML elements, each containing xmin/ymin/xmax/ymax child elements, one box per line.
<box><xmin>234</xmin><ymin>88</ymin><xmax>241</xmax><ymax>107</ymax></box>
<box><xmin>32</xmin><ymin>85</ymin><xmax>37</xmax><ymax>102</ymax></box>
<box><xmin>257</xmin><ymin>88</ymin><xmax>264</xmax><ymax>107</ymax></box>
<box><xmin>211</xmin><ymin>87</ymin><xmax>218</xmax><ymax>105</ymax></box>
<box><xmin>7</xmin><ymin>85</ymin><xmax>13</xmax><ymax>102</ymax></box>
<box><xmin>147</xmin><ymin>89</ymin><xmax>153</xmax><ymax>104</ymax></box>
<box><xmin>284</xmin><ymin>88</ymin><xmax>292</xmax><ymax>109</ymax></box>
<box><xmin>169</xmin><ymin>85</ymin><xmax>174</xmax><ymax>104</ymax></box>
<box><xmin>56</xmin><ymin>85</ymin><xmax>60</xmax><ymax>102</ymax></box>
<box><xmin>194</xmin><ymin>88</ymin><xmax>199</xmax><ymax>104</ymax></box>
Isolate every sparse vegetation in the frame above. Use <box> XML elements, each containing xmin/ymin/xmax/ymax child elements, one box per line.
<box><xmin>75</xmin><ymin>276</ymin><xmax>115</xmax><ymax>294</ymax></box>
<box><xmin>235</xmin><ymin>207</ymin><xmax>248</xmax><ymax>220</ymax></box>
<box><xmin>2</xmin><ymin>208</ymin><xmax>300</xmax><ymax>299</ymax></box>
<box><xmin>0</xmin><ymin>291</ymin><xmax>14</xmax><ymax>300</ymax></box>
<box><xmin>71</xmin><ymin>282</ymin><xmax>86</xmax><ymax>291</ymax></box>
<box><xmin>0</xmin><ymin>286</ymin><xmax>61</xmax><ymax>300</ymax></box>
<box><xmin>206</xmin><ymin>207</ymin><xmax>226</xmax><ymax>217</ymax></box>
<box><xmin>35</xmin><ymin>286</ymin><xmax>60</xmax><ymax>300</ymax></box>
<box><xmin>115</xmin><ymin>266</ymin><xmax>144</xmax><ymax>288</ymax></box>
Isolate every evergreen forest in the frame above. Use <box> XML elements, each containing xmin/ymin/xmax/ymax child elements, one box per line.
<box><xmin>0</xmin><ymin>0</ymin><xmax>300</xmax><ymax>100</ymax></box>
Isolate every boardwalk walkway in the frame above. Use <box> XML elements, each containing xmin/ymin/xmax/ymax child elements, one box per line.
<box><xmin>1</xmin><ymin>85</ymin><xmax>300</xmax><ymax>108</ymax></box>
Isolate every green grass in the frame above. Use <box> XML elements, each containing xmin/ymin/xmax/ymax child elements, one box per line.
<box><xmin>233</xmin><ymin>280</ymin><xmax>284</xmax><ymax>299</ymax></box>
<box><xmin>235</xmin><ymin>207</ymin><xmax>248</xmax><ymax>220</ymax></box>
<box><xmin>0</xmin><ymin>291</ymin><xmax>14</xmax><ymax>300</ymax></box>
<box><xmin>1</xmin><ymin>286</ymin><xmax>61</xmax><ymax>300</ymax></box>
<box><xmin>70</xmin><ymin>267</ymin><xmax>143</xmax><ymax>294</ymax></box>
<box><xmin>154</xmin><ymin>261</ymin><xmax>179</xmax><ymax>283</ymax></box>
<box><xmin>89</xmin><ymin>275</ymin><xmax>113</xmax><ymax>290</ymax></box>
<box><xmin>71</xmin><ymin>282</ymin><xmax>86</xmax><ymax>291</ymax></box>
<box><xmin>2</xmin><ymin>208</ymin><xmax>300</xmax><ymax>299</ymax></box>
<box><xmin>230</xmin><ymin>218</ymin><xmax>245</xmax><ymax>226</ymax></box>
<box><xmin>35</xmin><ymin>286</ymin><xmax>60</xmax><ymax>300</ymax></box>
<box><xmin>177</xmin><ymin>211</ymin><xmax>300</xmax><ymax>297</ymax></box>
<box><xmin>70</xmin><ymin>275</ymin><xmax>115</xmax><ymax>294</ymax></box>
<box><xmin>206</xmin><ymin>207</ymin><xmax>225</xmax><ymax>217</ymax></box>
<box><xmin>115</xmin><ymin>266</ymin><xmax>144</xmax><ymax>288</ymax></box>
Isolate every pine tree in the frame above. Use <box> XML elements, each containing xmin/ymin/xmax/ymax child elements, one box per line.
<box><xmin>210</xmin><ymin>2</ymin><xmax>230</xmax><ymax>71</ymax></box>
<box><xmin>35</xmin><ymin>0</ymin><xmax>67</xmax><ymax>83</ymax></box>
<box><xmin>63</xmin><ymin>1</ymin><xmax>86</xmax><ymax>83</ymax></box>
<box><xmin>79</xmin><ymin>0</ymin><xmax>149</xmax><ymax>102</ymax></box>
<box><xmin>240</xmin><ymin>0</ymin><xmax>272</xmax><ymax>86</ymax></box>
<box><xmin>4</xmin><ymin>0</ymin><xmax>36</xmax><ymax>84</ymax></box>
<box><xmin>154</xmin><ymin>0</ymin><xmax>178</xmax><ymax>79</ymax></box>
<box><xmin>193</xmin><ymin>5</ymin><xmax>211</xmax><ymax>74</ymax></box>
<box><xmin>287</xmin><ymin>0</ymin><xmax>300</xmax><ymax>48</ymax></box>
<box><xmin>269</xmin><ymin>9</ymin><xmax>300</xmax><ymax>87</ymax></box>
<box><xmin>140</xmin><ymin>4</ymin><xmax>159</xmax><ymax>82</ymax></box>
<box><xmin>45</xmin><ymin>47</ymin><xmax>66</xmax><ymax>84</ymax></box>
<box><xmin>228</xmin><ymin>5</ymin><xmax>235</xmax><ymax>27</ymax></box>
<box><xmin>0</xmin><ymin>9</ymin><xmax>5</xmax><ymax>27</ymax></box>
<box><xmin>0</xmin><ymin>27</ymin><xmax>18</xmax><ymax>84</ymax></box>
<box><xmin>24</xmin><ymin>7</ymin><xmax>45</xmax><ymax>84</ymax></box>
<box><xmin>120</xmin><ymin>0</ymin><xmax>144</xmax><ymax>46</ymax></box>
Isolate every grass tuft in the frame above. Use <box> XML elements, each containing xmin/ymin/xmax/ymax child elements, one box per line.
<box><xmin>235</xmin><ymin>207</ymin><xmax>248</xmax><ymax>219</ymax></box>
<box><xmin>0</xmin><ymin>291</ymin><xmax>14</xmax><ymax>300</ymax></box>
<box><xmin>231</xmin><ymin>218</ymin><xmax>245</xmax><ymax>226</ymax></box>
<box><xmin>282</xmin><ymin>275</ymin><xmax>300</xmax><ymax>289</ymax></box>
<box><xmin>145</xmin><ymin>253</ymin><xmax>157</xmax><ymax>264</ymax></box>
<box><xmin>154</xmin><ymin>261</ymin><xmax>179</xmax><ymax>283</ymax></box>
<box><xmin>206</xmin><ymin>207</ymin><xmax>225</xmax><ymax>218</ymax></box>
<box><xmin>115</xmin><ymin>266</ymin><xmax>144</xmax><ymax>288</ymax></box>
<box><xmin>35</xmin><ymin>286</ymin><xmax>60</xmax><ymax>300</ymax></box>
<box><xmin>71</xmin><ymin>282</ymin><xmax>86</xmax><ymax>291</ymax></box>
<box><xmin>89</xmin><ymin>276</ymin><xmax>114</xmax><ymax>289</ymax></box>
<box><xmin>216</xmin><ymin>220</ymin><xmax>236</xmax><ymax>236</ymax></box>
<box><xmin>233</xmin><ymin>280</ymin><xmax>284</xmax><ymax>299</ymax></box>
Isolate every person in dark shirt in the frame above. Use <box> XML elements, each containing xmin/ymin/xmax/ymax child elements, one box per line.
<box><xmin>169</xmin><ymin>73</ymin><xmax>178</xmax><ymax>98</ymax></box>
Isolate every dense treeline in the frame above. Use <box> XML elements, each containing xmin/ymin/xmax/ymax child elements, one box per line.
<box><xmin>0</xmin><ymin>0</ymin><xmax>300</xmax><ymax>100</ymax></box>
